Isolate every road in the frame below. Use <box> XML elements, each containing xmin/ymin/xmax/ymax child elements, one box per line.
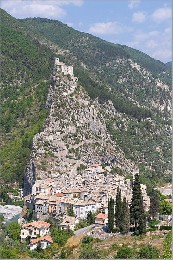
<box><xmin>74</xmin><ymin>224</ymin><xmax>95</xmax><ymax>236</ymax></box>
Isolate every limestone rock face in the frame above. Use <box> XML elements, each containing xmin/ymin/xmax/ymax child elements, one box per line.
<box><xmin>25</xmin><ymin>60</ymin><xmax>137</xmax><ymax>183</ymax></box>
<box><xmin>23</xmin><ymin>160</ymin><xmax>36</xmax><ymax>196</ymax></box>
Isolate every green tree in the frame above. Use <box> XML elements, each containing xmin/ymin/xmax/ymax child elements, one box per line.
<box><xmin>130</xmin><ymin>174</ymin><xmax>146</xmax><ymax>234</ymax></box>
<box><xmin>86</xmin><ymin>211</ymin><xmax>95</xmax><ymax>225</ymax></box>
<box><xmin>67</xmin><ymin>204</ymin><xmax>75</xmax><ymax>217</ymax></box>
<box><xmin>82</xmin><ymin>236</ymin><xmax>93</xmax><ymax>244</ymax></box>
<box><xmin>138</xmin><ymin>244</ymin><xmax>160</xmax><ymax>259</ymax></box>
<box><xmin>51</xmin><ymin>227</ymin><xmax>73</xmax><ymax>246</ymax></box>
<box><xmin>108</xmin><ymin>197</ymin><xmax>114</xmax><ymax>232</ymax></box>
<box><xmin>159</xmin><ymin>200</ymin><xmax>172</xmax><ymax>215</ymax></box>
<box><xmin>0</xmin><ymin>214</ymin><xmax>5</xmax><ymax>229</ymax></box>
<box><xmin>7</xmin><ymin>222</ymin><xmax>20</xmax><ymax>241</ymax></box>
<box><xmin>74</xmin><ymin>218</ymin><xmax>88</xmax><ymax>230</ymax></box>
<box><xmin>115</xmin><ymin>187</ymin><xmax>122</xmax><ymax>231</ymax></box>
<box><xmin>114</xmin><ymin>245</ymin><xmax>135</xmax><ymax>259</ymax></box>
<box><xmin>0</xmin><ymin>247</ymin><xmax>19</xmax><ymax>259</ymax></box>
<box><xmin>121</xmin><ymin>197</ymin><xmax>130</xmax><ymax>234</ymax></box>
<box><xmin>149</xmin><ymin>190</ymin><xmax>160</xmax><ymax>218</ymax></box>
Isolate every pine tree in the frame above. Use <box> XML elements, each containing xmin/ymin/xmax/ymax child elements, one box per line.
<box><xmin>121</xmin><ymin>197</ymin><xmax>130</xmax><ymax>234</ymax></box>
<box><xmin>115</xmin><ymin>187</ymin><xmax>122</xmax><ymax>231</ymax></box>
<box><xmin>130</xmin><ymin>174</ymin><xmax>146</xmax><ymax>234</ymax></box>
<box><xmin>108</xmin><ymin>197</ymin><xmax>114</xmax><ymax>232</ymax></box>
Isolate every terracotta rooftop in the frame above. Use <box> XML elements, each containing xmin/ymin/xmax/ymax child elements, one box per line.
<box><xmin>30</xmin><ymin>235</ymin><xmax>53</xmax><ymax>245</ymax></box>
<box><xmin>60</xmin><ymin>216</ymin><xmax>76</xmax><ymax>225</ymax></box>
<box><xmin>23</xmin><ymin>221</ymin><xmax>50</xmax><ymax>229</ymax></box>
<box><xmin>96</xmin><ymin>213</ymin><xmax>108</xmax><ymax>219</ymax></box>
<box><xmin>55</xmin><ymin>193</ymin><xmax>64</xmax><ymax>197</ymax></box>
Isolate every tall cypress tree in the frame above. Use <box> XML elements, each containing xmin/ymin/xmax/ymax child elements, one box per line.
<box><xmin>121</xmin><ymin>197</ymin><xmax>130</xmax><ymax>234</ymax></box>
<box><xmin>108</xmin><ymin>197</ymin><xmax>114</xmax><ymax>232</ymax></box>
<box><xmin>130</xmin><ymin>174</ymin><xmax>146</xmax><ymax>234</ymax></box>
<box><xmin>149</xmin><ymin>190</ymin><xmax>160</xmax><ymax>219</ymax></box>
<box><xmin>115</xmin><ymin>187</ymin><xmax>122</xmax><ymax>231</ymax></box>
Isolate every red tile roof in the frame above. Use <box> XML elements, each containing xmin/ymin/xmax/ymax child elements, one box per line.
<box><xmin>23</xmin><ymin>221</ymin><xmax>50</xmax><ymax>229</ymax></box>
<box><xmin>96</xmin><ymin>213</ymin><xmax>108</xmax><ymax>219</ymax></box>
<box><xmin>30</xmin><ymin>235</ymin><xmax>53</xmax><ymax>245</ymax></box>
<box><xmin>55</xmin><ymin>193</ymin><xmax>64</xmax><ymax>197</ymax></box>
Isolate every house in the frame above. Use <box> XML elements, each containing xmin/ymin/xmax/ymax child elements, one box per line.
<box><xmin>48</xmin><ymin>195</ymin><xmax>62</xmax><ymax>216</ymax></box>
<box><xmin>55</xmin><ymin>57</ymin><xmax>74</xmax><ymax>76</ymax></box>
<box><xmin>21</xmin><ymin>221</ymin><xmax>50</xmax><ymax>242</ymax></box>
<box><xmin>73</xmin><ymin>200</ymin><xmax>98</xmax><ymax>219</ymax></box>
<box><xmin>35</xmin><ymin>199</ymin><xmax>49</xmax><ymax>219</ymax></box>
<box><xmin>30</xmin><ymin>235</ymin><xmax>53</xmax><ymax>250</ymax></box>
<box><xmin>95</xmin><ymin>213</ymin><xmax>108</xmax><ymax>226</ymax></box>
<box><xmin>60</xmin><ymin>216</ymin><xmax>78</xmax><ymax>231</ymax></box>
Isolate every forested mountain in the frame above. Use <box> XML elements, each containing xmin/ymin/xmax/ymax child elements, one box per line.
<box><xmin>165</xmin><ymin>61</ymin><xmax>172</xmax><ymax>71</ymax></box>
<box><xmin>0</xmin><ymin>9</ymin><xmax>54</xmax><ymax>185</ymax></box>
<box><xmin>0</xmin><ymin>9</ymin><xmax>171</xmax><ymax>193</ymax></box>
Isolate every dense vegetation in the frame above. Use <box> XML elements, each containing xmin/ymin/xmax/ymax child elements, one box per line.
<box><xmin>0</xmin><ymin>8</ymin><xmax>171</xmax><ymax>192</ymax></box>
<box><xmin>0</xmin><ymin>9</ymin><xmax>54</xmax><ymax>186</ymax></box>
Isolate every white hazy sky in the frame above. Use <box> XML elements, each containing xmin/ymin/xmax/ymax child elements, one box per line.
<box><xmin>1</xmin><ymin>0</ymin><xmax>172</xmax><ymax>63</ymax></box>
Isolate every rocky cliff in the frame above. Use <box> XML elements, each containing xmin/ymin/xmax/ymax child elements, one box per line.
<box><xmin>24</xmin><ymin>58</ymin><xmax>140</xmax><ymax>194</ymax></box>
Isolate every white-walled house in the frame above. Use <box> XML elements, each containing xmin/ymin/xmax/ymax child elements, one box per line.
<box><xmin>60</xmin><ymin>216</ymin><xmax>78</xmax><ymax>231</ymax></box>
<box><xmin>21</xmin><ymin>221</ymin><xmax>50</xmax><ymax>242</ymax></box>
<box><xmin>73</xmin><ymin>200</ymin><xmax>98</xmax><ymax>219</ymax></box>
<box><xmin>55</xmin><ymin>57</ymin><xmax>74</xmax><ymax>76</ymax></box>
<box><xmin>30</xmin><ymin>235</ymin><xmax>53</xmax><ymax>250</ymax></box>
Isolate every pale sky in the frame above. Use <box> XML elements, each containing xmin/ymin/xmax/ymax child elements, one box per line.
<box><xmin>1</xmin><ymin>0</ymin><xmax>172</xmax><ymax>63</ymax></box>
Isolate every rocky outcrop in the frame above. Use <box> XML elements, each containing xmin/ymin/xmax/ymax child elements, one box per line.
<box><xmin>23</xmin><ymin>160</ymin><xmax>36</xmax><ymax>196</ymax></box>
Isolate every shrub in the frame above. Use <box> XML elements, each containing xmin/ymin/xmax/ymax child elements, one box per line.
<box><xmin>79</xmin><ymin>244</ymin><xmax>100</xmax><ymax>259</ymax></box>
<box><xmin>6</xmin><ymin>222</ymin><xmax>20</xmax><ymax>241</ymax></box>
<box><xmin>82</xmin><ymin>236</ymin><xmax>93</xmax><ymax>244</ymax></box>
<box><xmin>138</xmin><ymin>244</ymin><xmax>160</xmax><ymax>259</ymax></box>
<box><xmin>114</xmin><ymin>245</ymin><xmax>135</xmax><ymax>259</ymax></box>
<box><xmin>131</xmin><ymin>230</ymin><xmax>140</xmax><ymax>236</ymax></box>
<box><xmin>162</xmin><ymin>231</ymin><xmax>172</xmax><ymax>258</ymax></box>
<box><xmin>159</xmin><ymin>225</ymin><xmax>172</xmax><ymax>231</ymax></box>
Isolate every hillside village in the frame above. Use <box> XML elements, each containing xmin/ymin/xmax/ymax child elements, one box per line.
<box><xmin>12</xmin><ymin>58</ymin><xmax>171</xmax><ymax>253</ymax></box>
<box><xmin>0</xmin><ymin>5</ymin><xmax>172</xmax><ymax>258</ymax></box>
<box><xmin>0</xmin><ymin>57</ymin><xmax>171</xmax><ymax>255</ymax></box>
<box><xmin>18</xmin><ymin>58</ymin><xmax>153</xmax><ymax>250</ymax></box>
<box><xmin>0</xmin><ymin>56</ymin><xmax>172</xmax><ymax>258</ymax></box>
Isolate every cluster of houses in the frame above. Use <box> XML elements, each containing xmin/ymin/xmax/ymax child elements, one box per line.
<box><xmin>20</xmin><ymin>220</ymin><xmax>53</xmax><ymax>250</ymax></box>
<box><xmin>24</xmin><ymin>164</ymin><xmax>150</xmax><ymax>222</ymax></box>
<box><xmin>19</xmin><ymin>163</ymin><xmax>151</xmax><ymax>250</ymax></box>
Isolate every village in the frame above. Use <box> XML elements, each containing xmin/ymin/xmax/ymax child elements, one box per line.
<box><xmin>13</xmin><ymin>58</ymin><xmax>170</xmax><ymax>252</ymax></box>
<box><xmin>19</xmin><ymin>161</ymin><xmax>151</xmax><ymax>250</ymax></box>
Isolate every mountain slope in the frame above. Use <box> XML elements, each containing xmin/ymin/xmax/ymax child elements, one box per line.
<box><xmin>0</xmin><ymin>10</ymin><xmax>171</xmax><ymax>193</ymax></box>
<box><xmin>21</xmin><ymin>18</ymin><xmax>172</xmax><ymax>186</ymax></box>
<box><xmin>0</xmin><ymin>9</ymin><xmax>54</xmax><ymax>185</ymax></box>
